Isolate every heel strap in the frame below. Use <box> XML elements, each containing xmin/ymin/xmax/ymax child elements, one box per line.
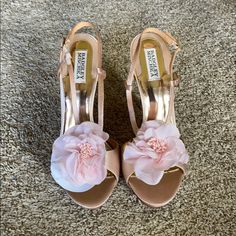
<box><xmin>58</xmin><ymin>22</ymin><xmax>105</xmax><ymax>128</ymax></box>
<box><xmin>126</xmin><ymin>28</ymin><xmax>180</xmax><ymax>134</ymax></box>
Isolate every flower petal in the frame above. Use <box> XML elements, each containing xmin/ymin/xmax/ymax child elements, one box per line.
<box><xmin>166</xmin><ymin>137</ymin><xmax>189</xmax><ymax>164</ymax></box>
<box><xmin>123</xmin><ymin>121</ymin><xmax>189</xmax><ymax>185</ymax></box>
<box><xmin>51</xmin><ymin>121</ymin><xmax>108</xmax><ymax>192</ymax></box>
<box><xmin>140</xmin><ymin>120</ymin><xmax>163</xmax><ymax>131</ymax></box>
<box><xmin>84</xmin><ymin>164</ymin><xmax>107</xmax><ymax>185</ymax></box>
<box><xmin>144</xmin><ymin>128</ymin><xmax>156</xmax><ymax>140</ymax></box>
<box><xmin>123</xmin><ymin>143</ymin><xmax>146</xmax><ymax>161</ymax></box>
<box><xmin>52</xmin><ymin>135</ymin><xmax>81</xmax><ymax>160</ymax></box>
<box><xmin>179</xmin><ymin>152</ymin><xmax>189</xmax><ymax>164</ymax></box>
<box><xmin>156</xmin><ymin>151</ymin><xmax>177</xmax><ymax>170</ymax></box>
<box><xmin>51</xmin><ymin>159</ymin><xmax>94</xmax><ymax>192</ymax></box>
<box><xmin>134</xmin><ymin>158</ymin><xmax>164</xmax><ymax>185</ymax></box>
<box><xmin>155</xmin><ymin>123</ymin><xmax>180</xmax><ymax>139</ymax></box>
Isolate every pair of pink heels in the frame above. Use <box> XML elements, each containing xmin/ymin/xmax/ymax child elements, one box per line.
<box><xmin>51</xmin><ymin>22</ymin><xmax>189</xmax><ymax>209</ymax></box>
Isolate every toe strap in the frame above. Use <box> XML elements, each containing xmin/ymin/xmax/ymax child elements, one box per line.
<box><xmin>122</xmin><ymin>160</ymin><xmax>188</xmax><ymax>185</ymax></box>
<box><xmin>122</xmin><ymin>143</ymin><xmax>188</xmax><ymax>185</ymax></box>
<box><xmin>122</xmin><ymin>143</ymin><xmax>135</xmax><ymax>184</ymax></box>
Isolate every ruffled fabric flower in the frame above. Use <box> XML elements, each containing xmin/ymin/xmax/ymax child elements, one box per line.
<box><xmin>123</xmin><ymin>120</ymin><xmax>189</xmax><ymax>185</ymax></box>
<box><xmin>51</xmin><ymin>121</ymin><xmax>109</xmax><ymax>192</ymax></box>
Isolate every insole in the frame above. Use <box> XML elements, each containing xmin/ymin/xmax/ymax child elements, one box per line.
<box><xmin>138</xmin><ymin>39</ymin><xmax>171</xmax><ymax>121</ymax></box>
<box><xmin>63</xmin><ymin>40</ymin><xmax>95</xmax><ymax>131</ymax></box>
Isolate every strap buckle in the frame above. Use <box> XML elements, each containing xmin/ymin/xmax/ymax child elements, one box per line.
<box><xmin>97</xmin><ymin>68</ymin><xmax>106</xmax><ymax>80</ymax></box>
<box><xmin>169</xmin><ymin>42</ymin><xmax>180</xmax><ymax>53</ymax></box>
<box><xmin>173</xmin><ymin>72</ymin><xmax>181</xmax><ymax>87</ymax></box>
<box><xmin>125</xmin><ymin>81</ymin><xmax>132</xmax><ymax>91</ymax></box>
<box><xmin>60</xmin><ymin>37</ymin><xmax>66</xmax><ymax>48</ymax></box>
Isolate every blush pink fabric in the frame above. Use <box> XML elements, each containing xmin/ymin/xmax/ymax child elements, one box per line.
<box><xmin>123</xmin><ymin>120</ymin><xmax>189</xmax><ymax>185</ymax></box>
<box><xmin>51</xmin><ymin>121</ymin><xmax>109</xmax><ymax>192</ymax></box>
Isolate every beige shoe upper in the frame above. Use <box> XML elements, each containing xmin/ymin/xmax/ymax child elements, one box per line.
<box><xmin>122</xmin><ymin>28</ymin><xmax>188</xmax><ymax>207</ymax></box>
<box><xmin>54</xmin><ymin>22</ymin><xmax>120</xmax><ymax>209</ymax></box>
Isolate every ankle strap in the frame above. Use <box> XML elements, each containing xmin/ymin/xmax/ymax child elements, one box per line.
<box><xmin>58</xmin><ymin>22</ymin><xmax>106</xmax><ymax>129</ymax></box>
<box><xmin>126</xmin><ymin>28</ymin><xmax>180</xmax><ymax>134</ymax></box>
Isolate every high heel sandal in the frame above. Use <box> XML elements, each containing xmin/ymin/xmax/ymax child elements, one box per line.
<box><xmin>122</xmin><ymin>28</ymin><xmax>189</xmax><ymax>207</ymax></box>
<box><xmin>51</xmin><ymin>22</ymin><xmax>120</xmax><ymax>209</ymax></box>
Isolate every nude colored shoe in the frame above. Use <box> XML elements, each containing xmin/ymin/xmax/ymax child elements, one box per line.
<box><xmin>51</xmin><ymin>22</ymin><xmax>119</xmax><ymax>209</ymax></box>
<box><xmin>122</xmin><ymin>28</ymin><xmax>189</xmax><ymax>207</ymax></box>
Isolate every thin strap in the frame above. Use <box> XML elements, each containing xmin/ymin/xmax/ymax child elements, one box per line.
<box><xmin>105</xmin><ymin>140</ymin><xmax>120</xmax><ymax>181</ymax></box>
<box><xmin>65</xmin><ymin>22</ymin><xmax>103</xmax><ymax>67</ymax></box>
<box><xmin>126</xmin><ymin>28</ymin><xmax>180</xmax><ymax>134</ymax></box>
<box><xmin>59</xmin><ymin>75</ymin><xmax>66</xmax><ymax>135</ymax></box>
<box><xmin>58</xmin><ymin>22</ymin><xmax>105</xmax><ymax>128</ymax></box>
<box><xmin>165</xmin><ymin>46</ymin><xmax>181</xmax><ymax>124</ymax></box>
<box><xmin>96</xmin><ymin>68</ymin><xmax>106</xmax><ymax>128</ymax></box>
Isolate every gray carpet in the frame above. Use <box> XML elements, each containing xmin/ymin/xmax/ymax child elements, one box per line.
<box><xmin>1</xmin><ymin>0</ymin><xmax>236</xmax><ymax>235</ymax></box>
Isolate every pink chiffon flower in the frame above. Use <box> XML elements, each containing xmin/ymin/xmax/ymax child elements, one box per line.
<box><xmin>124</xmin><ymin>120</ymin><xmax>189</xmax><ymax>185</ymax></box>
<box><xmin>51</xmin><ymin>121</ymin><xmax>109</xmax><ymax>192</ymax></box>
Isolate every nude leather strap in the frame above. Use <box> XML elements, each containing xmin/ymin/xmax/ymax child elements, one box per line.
<box><xmin>58</xmin><ymin>22</ymin><xmax>105</xmax><ymax>128</ymax></box>
<box><xmin>126</xmin><ymin>28</ymin><xmax>180</xmax><ymax>134</ymax></box>
<box><xmin>105</xmin><ymin>140</ymin><xmax>120</xmax><ymax>181</ymax></box>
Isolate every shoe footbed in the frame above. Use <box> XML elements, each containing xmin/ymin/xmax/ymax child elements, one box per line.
<box><xmin>129</xmin><ymin>169</ymin><xmax>183</xmax><ymax>207</ymax></box>
<box><xmin>67</xmin><ymin>176</ymin><xmax>117</xmax><ymax>209</ymax></box>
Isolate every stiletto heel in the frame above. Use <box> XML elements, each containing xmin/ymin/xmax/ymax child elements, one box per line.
<box><xmin>51</xmin><ymin>22</ymin><xmax>119</xmax><ymax>209</ymax></box>
<box><xmin>122</xmin><ymin>28</ymin><xmax>189</xmax><ymax>207</ymax></box>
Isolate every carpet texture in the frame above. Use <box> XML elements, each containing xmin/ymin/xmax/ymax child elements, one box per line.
<box><xmin>1</xmin><ymin>0</ymin><xmax>236</xmax><ymax>235</ymax></box>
